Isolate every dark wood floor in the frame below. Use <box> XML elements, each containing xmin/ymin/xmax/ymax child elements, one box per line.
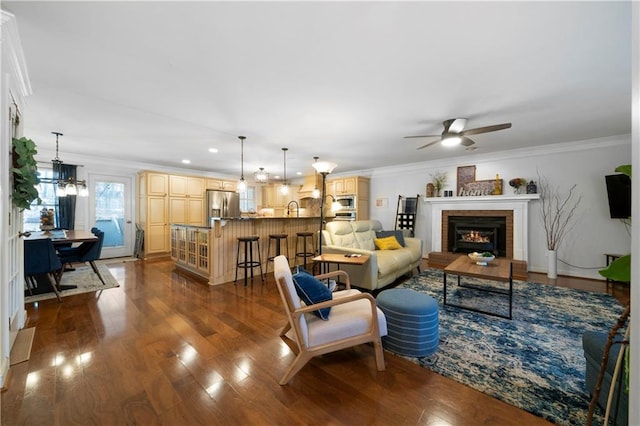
<box><xmin>1</xmin><ymin>258</ymin><xmax>629</xmax><ymax>425</ymax></box>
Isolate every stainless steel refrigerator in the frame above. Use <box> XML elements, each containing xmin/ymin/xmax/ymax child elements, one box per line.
<box><xmin>206</xmin><ymin>190</ymin><xmax>241</xmax><ymax>219</ymax></box>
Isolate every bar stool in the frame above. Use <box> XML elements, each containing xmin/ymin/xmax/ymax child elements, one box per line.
<box><xmin>295</xmin><ymin>231</ymin><xmax>315</xmax><ymax>269</ymax></box>
<box><xmin>235</xmin><ymin>236</ymin><xmax>264</xmax><ymax>286</ymax></box>
<box><xmin>266</xmin><ymin>234</ymin><xmax>290</xmax><ymax>272</ymax></box>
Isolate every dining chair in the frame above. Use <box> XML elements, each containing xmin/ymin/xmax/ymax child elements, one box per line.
<box><xmin>57</xmin><ymin>229</ymin><xmax>106</xmax><ymax>285</ymax></box>
<box><xmin>273</xmin><ymin>255</ymin><xmax>387</xmax><ymax>385</ymax></box>
<box><xmin>24</xmin><ymin>238</ymin><xmax>63</xmax><ymax>302</ymax></box>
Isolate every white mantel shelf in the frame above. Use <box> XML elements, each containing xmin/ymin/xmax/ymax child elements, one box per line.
<box><xmin>423</xmin><ymin>194</ymin><xmax>540</xmax><ymax>203</ymax></box>
<box><xmin>424</xmin><ymin>193</ymin><xmax>540</xmax><ymax>263</ymax></box>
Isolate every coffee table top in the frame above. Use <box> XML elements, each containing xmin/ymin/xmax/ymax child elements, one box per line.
<box><xmin>444</xmin><ymin>256</ymin><xmax>512</xmax><ymax>282</ymax></box>
<box><xmin>312</xmin><ymin>253</ymin><xmax>370</xmax><ymax>266</ymax></box>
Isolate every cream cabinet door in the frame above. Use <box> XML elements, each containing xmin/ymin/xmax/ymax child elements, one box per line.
<box><xmin>146</xmin><ymin>172</ymin><xmax>168</xmax><ymax>196</ymax></box>
<box><xmin>147</xmin><ymin>196</ymin><xmax>169</xmax><ymax>253</ymax></box>
<box><xmin>187</xmin><ymin>197</ymin><xmax>205</xmax><ymax>225</ymax></box>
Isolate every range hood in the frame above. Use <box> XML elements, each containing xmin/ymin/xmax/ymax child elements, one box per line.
<box><xmin>298</xmin><ymin>175</ymin><xmax>319</xmax><ymax>199</ymax></box>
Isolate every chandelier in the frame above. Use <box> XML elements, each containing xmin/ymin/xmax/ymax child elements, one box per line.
<box><xmin>51</xmin><ymin>132</ymin><xmax>88</xmax><ymax>197</ymax></box>
<box><xmin>254</xmin><ymin>167</ymin><xmax>269</xmax><ymax>184</ymax></box>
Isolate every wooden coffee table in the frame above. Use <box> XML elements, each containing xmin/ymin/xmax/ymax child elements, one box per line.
<box><xmin>312</xmin><ymin>253</ymin><xmax>370</xmax><ymax>272</ymax></box>
<box><xmin>443</xmin><ymin>256</ymin><xmax>514</xmax><ymax>319</ymax></box>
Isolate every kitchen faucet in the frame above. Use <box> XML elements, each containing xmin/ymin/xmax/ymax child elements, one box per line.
<box><xmin>287</xmin><ymin>201</ymin><xmax>299</xmax><ymax>217</ymax></box>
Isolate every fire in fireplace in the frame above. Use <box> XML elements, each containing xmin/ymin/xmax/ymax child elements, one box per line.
<box><xmin>448</xmin><ymin>216</ymin><xmax>507</xmax><ymax>257</ymax></box>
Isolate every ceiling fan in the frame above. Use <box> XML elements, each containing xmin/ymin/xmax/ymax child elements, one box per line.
<box><xmin>405</xmin><ymin>118</ymin><xmax>512</xmax><ymax>150</ymax></box>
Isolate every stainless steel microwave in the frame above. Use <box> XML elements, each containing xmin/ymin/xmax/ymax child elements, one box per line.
<box><xmin>335</xmin><ymin>195</ymin><xmax>356</xmax><ymax>210</ymax></box>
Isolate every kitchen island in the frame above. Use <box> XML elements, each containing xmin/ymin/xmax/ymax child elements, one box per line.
<box><xmin>171</xmin><ymin>217</ymin><xmax>321</xmax><ymax>285</ymax></box>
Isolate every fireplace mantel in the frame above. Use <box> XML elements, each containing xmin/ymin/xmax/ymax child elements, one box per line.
<box><xmin>424</xmin><ymin>194</ymin><xmax>540</xmax><ymax>263</ymax></box>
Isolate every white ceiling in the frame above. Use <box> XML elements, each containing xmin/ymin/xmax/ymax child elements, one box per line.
<box><xmin>3</xmin><ymin>1</ymin><xmax>632</xmax><ymax>180</ymax></box>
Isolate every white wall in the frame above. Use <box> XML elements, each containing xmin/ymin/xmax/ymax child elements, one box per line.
<box><xmin>340</xmin><ymin>135</ymin><xmax>631</xmax><ymax>280</ymax></box>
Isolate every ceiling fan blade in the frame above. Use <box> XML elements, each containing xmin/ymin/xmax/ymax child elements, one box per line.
<box><xmin>461</xmin><ymin>123</ymin><xmax>512</xmax><ymax>136</ymax></box>
<box><xmin>404</xmin><ymin>134</ymin><xmax>440</xmax><ymax>139</ymax></box>
<box><xmin>417</xmin><ymin>139</ymin><xmax>442</xmax><ymax>150</ymax></box>
<box><xmin>460</xmin><ymin>137</ymin><xmax>475</xmax><ymax>147</ymax></box>
<box><xmin>448</xmin><ymin>118</ymin><xmax>467</xmax><ymax>133</ymax></box>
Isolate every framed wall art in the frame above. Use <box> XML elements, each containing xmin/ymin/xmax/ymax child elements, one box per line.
<box><xmin>457</xmin><ymin>165</ymin><xmax>476</xmax><ymax>196</ymax></box>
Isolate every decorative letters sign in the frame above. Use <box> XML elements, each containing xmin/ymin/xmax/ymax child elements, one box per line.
<box><xmin>459</xmin><ymin>179</ymin><xmax>503</xmax><ymax>196</ymax></box>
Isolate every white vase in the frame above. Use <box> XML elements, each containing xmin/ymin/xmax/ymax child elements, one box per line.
<box><xmin>547</xmin><ymin>250</ymin><xmax>558</xmax><ymax>279</ymax></box>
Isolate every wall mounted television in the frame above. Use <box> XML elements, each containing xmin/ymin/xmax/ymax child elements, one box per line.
<box><xmin>605</xmin><ymin>174</ymin><xmax>631</xmax><ymax>219</ymax></box>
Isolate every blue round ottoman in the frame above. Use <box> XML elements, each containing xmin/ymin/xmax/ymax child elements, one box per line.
<box><xmin>376</xmin><ymin>288</ymin><xmax>439</xmax><ymax>357</ymax></box>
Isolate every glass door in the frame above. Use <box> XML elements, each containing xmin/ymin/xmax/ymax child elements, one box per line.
<box><xmin>89</xmin><ymin>175</ymin><xmax>133</xmax><ymax>258</ymax></box>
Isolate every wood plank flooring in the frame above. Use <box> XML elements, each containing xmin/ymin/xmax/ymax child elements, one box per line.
<box><xmin>1</xmin><ymin>259</ymin><xmax>629</xmax><ymax>425</ymax></box>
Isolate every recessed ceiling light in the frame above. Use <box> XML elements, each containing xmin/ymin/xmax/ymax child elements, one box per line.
<box><xmin>296</xmin><ymin>171</ymin><xmax>302</xmax><ymax>176</ymax></box>
<box><xmin>208</xmin><ymin>148</ymin><xmax>219</xmax><ymax>153</ymax></box>
<box><xmin>182</xmin><ymin>159</ymin><xmax>191</xmax><ymax>164</ymax></box>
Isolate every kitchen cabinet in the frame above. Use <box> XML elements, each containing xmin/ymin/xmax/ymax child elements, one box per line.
<box><xmin>138</xmin><ymin>171</ymin><xmax>170</xmax><ymax>257</ymax></box>
<box><xmin>169</xmin><ymin>196</ymin><xmax>205</xmax><ymax>226</ymax></box>
<box><xmin>138</xmin><ymin>171</ymin><xmax>208</xmax><ymax>259</ymax></box>
<box><xmin>171</xmin><ymin>225</ymin><xmax>210</xmax><ymax>277</ymax></box>
<box><xmin>327</xmin><ymin>176</ymin><xmax>370</xmax><ymax>220</ymax></box>
<box><xmin>170</xmin><ymin>175</ymin><xmax>204</xmax><ymax>198</ymax></box>
<box><xmin>332</xmin><ymin>177</ymin><xmax>357</xmax><ymax>195</ymax></box>
<box><xmin>206</xmin><ymin>178</ymin><xmax>237</xmax><ymax>192</ymax></box>
<box><xmin>261</xmin><ymin>184</ymin><xmax>288</xmax><ymax>208</ymax></box>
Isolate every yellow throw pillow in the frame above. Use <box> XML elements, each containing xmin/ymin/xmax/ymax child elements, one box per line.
<box><xmin>374</xmin><ymin>236</ymin><xmax>402</xmax><ymax>250</ymax></box>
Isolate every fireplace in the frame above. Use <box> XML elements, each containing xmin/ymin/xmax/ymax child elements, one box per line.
<box><xmin>448</xmin><ymin>215</ymin><xmax>507</xmax><ymax>256</ymax></box>
<box><xmin>442</xmin><ymin>210</ymin><xmax>514</xmax><ymax>259</ymax></box>
<box><xmin>425</xmin><ymin>194</ymin><xmax>538</xmax><ymax>266</ymax></box>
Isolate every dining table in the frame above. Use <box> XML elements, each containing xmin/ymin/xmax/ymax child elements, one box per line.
<box><xmin>24</xmin><ymin>229</ymin><xmax>98</xmax><ymax>244</ymax></box>
<box><xmin>24</xmin><ymin>229</ymin><xmax>98</xmax><ymax>293</ymax></box>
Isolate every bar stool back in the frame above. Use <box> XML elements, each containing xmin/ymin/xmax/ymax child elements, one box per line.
<box><xmin>295</xmin><ymin>231</ymin><xmax>315</xmax><ymax>269</ymax></box>
<box><xmin>235</xmin><ymin>236</ymin><xmax>264</xmax><ymax>286</ymax></box>
<box><xmin>266</xmin><ymin>234</ymin><xmax>290</xmax><ymax>272</ymax></box>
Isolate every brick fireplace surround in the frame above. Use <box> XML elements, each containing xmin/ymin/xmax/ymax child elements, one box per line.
<box><xmin>424</xmin><ymin>195</ymin><xmax>539</xmax><ymax>278</ymax></box>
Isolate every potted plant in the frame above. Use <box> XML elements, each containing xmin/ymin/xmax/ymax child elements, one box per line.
<box><xmin>538</xmin><ymin>173</ymin><xmax>582</xmax><ymax>278</ymax></box>
<box><xmin>430</xmin><ymin>171</ymin><xmax>447</xmax><ymax>197</ymax></box>
<box><xmin>11</xmin><ymin>136</ymin><xmax>41</xmax><ymax>211</ymax></box>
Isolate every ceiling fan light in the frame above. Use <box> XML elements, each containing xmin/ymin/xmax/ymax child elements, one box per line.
<box><xmin>442</xmin><ymin>136</ymin><xmax>462</xmax><ymax>147</ymax></box>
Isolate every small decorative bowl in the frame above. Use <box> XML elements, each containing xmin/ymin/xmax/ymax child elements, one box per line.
<box><xmin>468</xmin><ymin>252</ymin><xmax>495</xmax><ymax>264</ymax></box>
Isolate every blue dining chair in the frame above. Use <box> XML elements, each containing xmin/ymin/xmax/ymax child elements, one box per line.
<box><xmin>57</xmin><ymin>229</ymin><xmax>106</xmax><ymax>285</ymax></box>
<box><xmin>24</xmin><ymin>238</ymin><xmax>63</xmax><ymax>302</ymax></box>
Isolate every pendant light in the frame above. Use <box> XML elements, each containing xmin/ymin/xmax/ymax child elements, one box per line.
<box><xmin>280</xmin><ymin>147</ymin><xmax>289</xmax><ymax>195</ymax></box>
<box><xmin>254</xmin><ymin>167</ymin><xmax>269</xmax><ymax>184</ymax></box>
<box><xmin>237</xmin><ymin>136</ymin><xmax>247</xmax><ymax>192</ymax></box>
<box><xmin>51</xmin><ymin>131</ymin><xmax>88</xmax><ymax>197</ymax></box>
<box><xmin>312</xmin><ymin>156</ymin><xmax>320</xmax><ymax>199</ymax></box>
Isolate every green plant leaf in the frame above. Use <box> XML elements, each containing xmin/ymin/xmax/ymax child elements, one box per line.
<box><xmin>598</xmin><ymin>254</ymin><xmax>630</xmax><ymax>282</ymax></box>
<box><xmin>615</xmin><ymin>164</ymin><xmax>631</xmax><ymax>177</ymax></box>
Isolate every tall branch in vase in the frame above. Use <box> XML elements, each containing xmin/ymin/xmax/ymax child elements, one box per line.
<box><xmin>538</xmin><ymin>173</ymin><xmax>582</xmax><ymax>251</ymax></box>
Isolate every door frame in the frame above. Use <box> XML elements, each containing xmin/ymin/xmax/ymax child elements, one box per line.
<box><xmin>88</xmin><ymin>173</ymin><xmax>134</xmax><ymax>258</ymax></box>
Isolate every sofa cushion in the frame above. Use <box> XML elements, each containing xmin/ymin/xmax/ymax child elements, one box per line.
<box><xmin>292</xmin><ymin>269</ymin><xmax>332</xmax><ymax>320</ymax></box>
<box><xmin>374</xmin><ymin>236</ymin><xmax>403</xmax><ymax>250</ymax></box>
<box><xmin>376</xmin><ymin>230</ymin><xmax>406</xmax><ymax>247</ymax></box>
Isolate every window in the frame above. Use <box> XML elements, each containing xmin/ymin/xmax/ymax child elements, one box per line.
<box><xmin>23</xmin><ymin>167</ymin><xmax>58</xmax><ymax>231</ymax></box>
<box><xmin>239</xmin><ymin>186</ymin><xmax>256</xmax><ymax>213</ymax></box>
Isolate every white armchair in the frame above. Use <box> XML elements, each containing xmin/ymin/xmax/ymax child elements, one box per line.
<box><xmin>273</xmin><ymin>255</ymin><xmax>387</xmax><ymax>385</ymax></box>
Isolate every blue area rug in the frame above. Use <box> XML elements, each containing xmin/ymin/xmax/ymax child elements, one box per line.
<box><xmin>398</xmin><ymin>269</ymin><xmax>625</xmax><ymax>425</ymax></box>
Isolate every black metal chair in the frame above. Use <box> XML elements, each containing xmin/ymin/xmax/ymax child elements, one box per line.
<box><xmin>24</xmin><ymin>238</ymin><xmax>63</xmax><ymax>302</ymax></box>
<box><xmin>57</xmin><ymin>229</ymin><xmax>106</xmax><ymax>285</ymax></box>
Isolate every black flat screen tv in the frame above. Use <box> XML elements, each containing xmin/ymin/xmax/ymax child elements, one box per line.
<box><xmin>605</xmin><ymin>174</ymin><xmax>631</xmax><ymax>219</ymax></box>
